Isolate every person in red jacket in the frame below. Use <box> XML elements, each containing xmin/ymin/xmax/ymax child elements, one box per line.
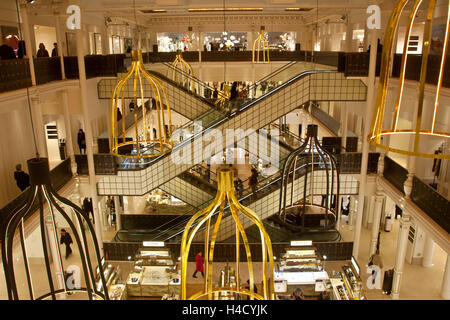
<box><xmin>193</xmin><ymin>251</ymin><xmax>204</xmax><ymax>278</ymax></box>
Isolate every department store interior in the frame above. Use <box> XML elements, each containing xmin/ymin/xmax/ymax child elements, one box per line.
<box><xmin>0</xmin><ymin>0</ymin><xmax>449</xmax><ymax>302</ymax></box>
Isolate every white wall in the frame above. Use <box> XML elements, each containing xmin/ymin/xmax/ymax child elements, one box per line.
<box><xmin>34</xmin><ymin>25</ymin><xmax>56</xmax><ymax>56</ymax></box>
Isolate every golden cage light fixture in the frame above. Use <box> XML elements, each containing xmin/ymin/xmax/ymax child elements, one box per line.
<box><xmin>110</xmin><ymin>50</ymin><xmax>173</xmax><ymax>158</ymax></box>
<box><xmin>166</xmin><ymin>49</ymin><xmax>194</xmax><ymax>88</ymax></box>
<box><xmin>369</xmin><ymin>0</ymin><xmax>450</xmax><ymax>159</ymax></box>
<box><xmin>180</xmin><ymin>167</ymin><xmax>275</xmax><ymax>300</ymax></box>
<box><xmin>252</xmin><ymin>26</ymin><xmax>270</xmax><ymax>63</ymax></box>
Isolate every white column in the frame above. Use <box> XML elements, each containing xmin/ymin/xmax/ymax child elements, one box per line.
<box><xmin>441</xmin><ymin>255</ymin><xmax>450</xmax><ymax>300</ymax></box>
<box><xmin>55</xmin><ymin>15</ymin><xmax>66</xmax><ymax>79</ymax></box>
<box><xmin>391</xmin><ymin>215</ymin><xmax>411</xmax><ymax>300</ymax></box>
<box><xmin>114</xmin><ymin>196</ymin><xmax>122</xmax><ymax>230</ymax></box>
<box><xmin>45</xmin><ymin>217</ymin><xmax>65</xmax><ymax>294</ymax></box>
<box><xmin>422</xmin><ymin>235</ymin><xmax>435</xmax><ymax>268</ymax></box>
<box><xmin>340</xmin><ymin>103</ymin><xmax>348</xmax><ymax>150</ymax></box>
<box><xmin>30</xmin><ymin>96</ymin><xmax>48</xmax><ymax>158</ymax></box>
<box><xmin>61</xmin><ymin>90</ymin><xmax>75</xmax><ymax>169</ymax></box>
<box><xmin>352</xmin><ymin>29</ymin><xmax>378</xmax><ymax>259</ymax></box>
<box><xmin>370</xmin><ymin>193</ymin><xmax>384</xmax><ymax>256</ymax></box>
<box><xmin>346</xmin><ymin>19</ymin><xmax>353</xmax><ymax>52</ymax></box>
<box><xmin>76</xmin><ymin>26</ymin><xmax>104</xmax><ymax>254</ymax></box>
<box><xmin>20</xmin><ymin>4</ymin><xmax>36</xmax><ymax>85</ymax></box>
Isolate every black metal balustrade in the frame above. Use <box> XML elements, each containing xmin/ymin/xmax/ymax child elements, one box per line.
<box><xmin>33</xmin><ymin>57</ymin><xmax>62</xmax><ymax>85</ymax></box>
<box><xmin>103</xmin><ymin>241</ymin><xmax>354</xmax><ymax>262</ymax></box>
<box><xmin>0</xmin><ymin>58</ymin><xmax>32</xmax><ymax>93</ymax></box>
<box><xmin>94</xmin><ymin>154</ymin><xmax>117</xmax><ymax>175</ymax></box>
<box><xmin>383</xmin><ymin>157</ymin><xmax>408</xmax><ymax>194</ymax></box>
<box><xmin>411</xmin><ymin>177</ymin><xmax>450</xmax><ymax>234</ymax></box>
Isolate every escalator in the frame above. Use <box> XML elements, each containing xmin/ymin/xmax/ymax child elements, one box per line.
<box><xmin>97</xmin><ymin>61</ymin><xmax>367</xmax><ymax>197</ymax></box>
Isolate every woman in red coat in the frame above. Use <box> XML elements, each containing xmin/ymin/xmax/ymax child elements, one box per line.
<box><xmin>193</xmin><ymin>252</ymin><xmax>204</xmax><ymax>278</ymax></box>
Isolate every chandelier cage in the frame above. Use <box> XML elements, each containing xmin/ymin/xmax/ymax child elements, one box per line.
<box><xmin>1</xmin><ymin>157</ymin><xmax>108</xmax><ymax>300</ymax></box>
<box><xmin>180</xmin><ymin>167</ymin><xmax>275</xmax><ymax>300</ymax></box>
<box><xmin>369</xmin><ymin>0</ymin><xmax>450</xmax><ymax>159</ymax></box>
<box><xmin>166</xmin><ymin>49</ymin><xmax>194</xmax><ymax>90</ymax></box>
<box><xmin>252</xmin><ymin>26</ymin><xmax>270</xmax><ymax>64</ymax></box>
<box><xmin>110</xmin><ymin>50</ymin><xmax>173</xmax><ymax>159</ymax></box>
<box><xmin>278</xmin><ymin>124</ymin><xmax>340</xmax><ymax>231</ymax></box>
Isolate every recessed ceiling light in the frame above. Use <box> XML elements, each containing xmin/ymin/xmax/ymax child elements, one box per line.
<box><xmin>188</xmin><ymin>8</ymin><xmax>263</xmax><ymax>12</ymax></box>
<box><xmin>140</xmin><ymin>9</ymin><xmax>167</xmax><ymax>13</ymax></box>
<box><xmin>285</xmin><ymin>8</ymin><xmax>313</xmax><ymax>11</ymax></box>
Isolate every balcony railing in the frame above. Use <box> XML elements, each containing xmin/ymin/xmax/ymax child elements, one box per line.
<box><xmin>0</xmin><ymin>58</ymin><xmax>32</xmax><ymax>93</ymax></box>
<box><xmin>383</xmin><ymin>157</ymin><xmax>450</xmax><ymax>234</ymax></box>
<box><xmin>34</xmin><ymin>57</ymin><xmax>62</xmax><ymax>85</ymax></box>
<box><xmin>0</xmin><ymin>158</ymin><xmax>72</xmax><ymax>230</ymax></box>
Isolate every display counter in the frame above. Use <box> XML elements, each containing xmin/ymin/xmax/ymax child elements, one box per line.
<box><xmin>274</xmin><ymin>245</ymin><xmax>331</xmax><ymax>299</ymax></box>
<box><xmin>95</xmin><ymin>257</ymin><xmax>126</xmax><ymax>300</ymax></box>
<box><xmin>126</xmin><ymin>245</ymin><xmax>180</xmax><ymax>299</ymax></box>
<box><xmin>328</xmin><ymin>259</ymin><xmax>365</xmax><ymax>300</ymax></box>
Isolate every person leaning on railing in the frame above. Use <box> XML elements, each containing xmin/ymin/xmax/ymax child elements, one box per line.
<box><xmin>0</xmin><ymin>37</ymin><xmax>16</xmax><ymax>60</ymax></box>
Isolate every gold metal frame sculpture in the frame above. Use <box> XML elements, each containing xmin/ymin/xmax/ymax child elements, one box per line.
<box><xmin>110</xmin><ymin>50</ymin><xmax>173</xmax><ymax>158</ymax></box>
<box><xmin>180</xmin><ymin>167</ymin><xmax>275</xmax><ymax>300</ymax></box>
<box><xmin>369</xmin><ymin>0</ymin><xmax>449</xmax><ymax>159</ymax></box>
<box><xmin>166</xmin><ymin>49</ymin><xmax>194</xmax><ymax>89</ymax></box>
<box><xmin>252</xmin><ymin>26</ymin><xmax>270</xmax><ymax>64</ymax></box>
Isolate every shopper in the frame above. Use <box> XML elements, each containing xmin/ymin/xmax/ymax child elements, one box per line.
<box><xmin>14</xmin><ymin>164</ymin><xmax>30</xmax><ymax>191</ymax></box>
<box><xmin>77</xmin><ymin>129</ymin><xmax>86</xmax><ymax>154</ymax></box>
<box><xmin>234</xmin><ymin>177</ymin><xmax>243</xmax><ymax>198</ymax></box>
<box><xmin>82</xmin><ymin>197</ymin><xmax>94</xmax><ymax>223</ymax></box>
<box><xmin>249</xmin><ymin>168</ymin><xmax>259</xmax><ymax>198</ymax></box>
<box><xmin>291</xmin><ymin>287</ymin><xmax>305</xmax><ymax>300</ymax></box>
<box><xmin>0</xmin><ymin>39</ymin><xmax>16</xmax><ymax>60</ymax></box>
<box><xmin>193</xmin><ymin>252</ymin><xmax>204</xmax><ymax>278</ymax></box>
<box><xmin>36</xmin><ymin>43</ymin><xmax>49</xmax><ymax>57</ymax></box>
<box><xmin>51</xmin><ymin>42</ymin><xmax>58</xmax><ymax>57</ymax></box>
<box><xmin>60</xmin><ymin>229</ymin><xmax>73</xmax><ymax>259</ymax></box>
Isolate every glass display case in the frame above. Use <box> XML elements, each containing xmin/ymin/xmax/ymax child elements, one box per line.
<box><xmin>95</xmin><ymin>257</ymin><xmax>126</xmax><ymax>300</ymax></box>
<box><xmin>126</xmin><ymin>245</ymin><xmax>180</xmax><ymax>299</ymax></box>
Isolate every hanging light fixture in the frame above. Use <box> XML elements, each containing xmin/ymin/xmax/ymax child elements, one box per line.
<box><xmin>278</xmin><ymin>125</ymin><xmax>340</xmax><ymax>231</ymax></box>
<box><xmin>369</xmin><ymin>0</ymin><xmax>450</xmax><ymax>159</ymax></box>
<box><xmin>111</xmin><ymin>1</ymin><xmax>173</xmax><ymax>158</ymax></box>
<box><xmin>180</xmin><ymin>167</ymin><xmax>275</xmax><ymax>300</ymax></box>
<box><xmin>1</xmin><ymin>157</ymin><xmax>109</xmax><ymax>300</ymax></box>
<box><xmin>252</xmin><ymin>26</ymin><xmax>270</xmax><ymax>63</ymax></box>
<box><xmin>166</xmin><ymin>49</ymin><xmax>194</xmax><ymax>88</ymax></box>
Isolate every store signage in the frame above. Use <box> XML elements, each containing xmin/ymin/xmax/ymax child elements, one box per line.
<box><xmin>290</xmin><ymin>240</ymin><xmax>312</xmax><ymax>247</ymax></box>
<box><xmin>367</xmin><ymin>5</ymin><xmax>381</xmax><ymax>30</ymax></box>
<box><xmin>142</xmin><ymin>241</ymin><xmax>165</xmax><ymax>247</ymax></box>
<box><xmin>66</xmin><ymin>5</ymin><xmax>81</xmax><ymax>30</ymax></box>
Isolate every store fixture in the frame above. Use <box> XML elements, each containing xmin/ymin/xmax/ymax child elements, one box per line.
<box><xmin>0</xmin><ymin>157</ymin><xmax>108</xmax><ymax>300</ymax></box>
<box><xmin>274</xmin><ymin>243</ymin><xmax>330</xmax><ymax>298</ymax></box>
<box><xmin>96</xmin><ymin>257</ymin><xmax>126</xmax><ymax>300</ymax></box>
<box><xmin>126</xmin><ymin>243</ymin><xmax>180</xmax><ymax>298</ymax></box>
<box><xmin>166</xmin><ymin>49</ymin><xmax>194</xmax><ymax>89</ymax></box>
<box><xmin>369</xmin><ymin>0</ymin><xmax>449</xmax><ymax>159</ymax></box>
<box><xmin>329</xmin><ymin>257</ymin><xmax>364</xmax><ymax>300</ymax></box>
<box><xmin>252</xmin><ymin>26</ymin><xmax>270</xmax><ymax>63</ymax></box>
<box><xmin>180</xmin><ymin>167</ymin><xmax>275</xmax><ymax>300</ymax></box>
<box><xmin>278</xmin><ymin>124</ymin><xmax>339</xmax><ymax>231</ymax></box>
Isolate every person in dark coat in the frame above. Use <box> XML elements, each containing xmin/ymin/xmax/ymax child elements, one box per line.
<box><xmin>77</xmin><ymin>129</ymin><xmax>86</xmax><ymax>154</ymax></box>
<box><xmin>37</xmin><ymin>43</ymin><xmax>49</xmax><ymax>57</ymax></box>
<box><xmin>14</xmin><ymin>164</ymin><xmax>30</xmax><ymax>191</ymax></box>
<box><xmin>243</xmin><ymin>279</ymin><xmax>258</xmax><ymax>300</ymax></box>
<box><xmin>0</xmin><ymin>40</ymin><xmax>16</xmax><ymax>60</ymax></box>
<box><xmin>193</xmin><ymin>252</ymin><xmax>204</xmax><ymax>278</ymax></box>
<box><xmin>51</xmin><ymin>42</ymin><xmax>58</xmax><ymax>57</ymax></box>
<box><xmin>82</xmin><ymin>197</ymin><xmax>94</xmax><ymax>223</ymax></box>
<box><xmin>249</xmin><ymin>168</ymin><xmax>259</xmax><ymax>198</ymax></box>
<box><xmin>230</xmin><ymin>81</ymin><xmax>239</xmax><ymax>101</ymax></box>
<box><xmin>60</xmin><ymin>229</ymin><xmax>73</xmax><ymax>259</ymax></box>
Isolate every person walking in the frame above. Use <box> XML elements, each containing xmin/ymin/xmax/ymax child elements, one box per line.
<box><xmin>36</xmin><ymin>43</ymin><xmax>49</xmax><ymax>57</ymax></box>
<box><xmin>77</xmin><ymin>129</ymin><xmax>86</xmax><ymax>154</ymax></box>
<box><xmin>51</xmin><ymin>42</ymin><xmax>58</xmax><ymax>57</ymax></box>
<box><xmin>60</xmin><ymin>229</ymin><xmax>73</xmax><ymax>259</ymax></box>
<box><xmin>249</xmin><ymin>168</ymin><xmax>259</xmax><ymax>198</ymax></box>
<box><xmin>192</xmin><ymin>252</ymin><xmax>204</xmax><ymax>278</ymax></box>
<box><xmin>14</xmin><ymin>164</ymin><xmax>30</xmax><ymax>191</ymax></box>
